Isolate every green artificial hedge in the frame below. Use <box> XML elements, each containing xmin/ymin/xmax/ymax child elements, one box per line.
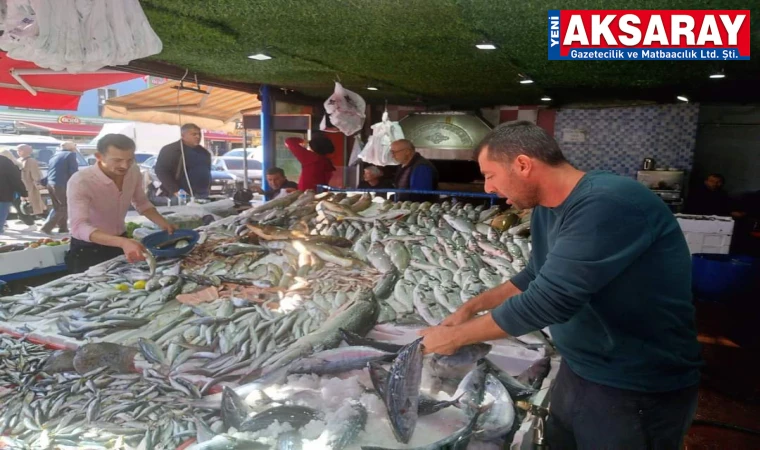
<box><xmin>139</xmin><ymin>0</ymin><xmax>759</xmax><ymax>105</ymax></box>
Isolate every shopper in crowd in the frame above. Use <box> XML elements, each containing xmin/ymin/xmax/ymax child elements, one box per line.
<box><xmin>17</xmin><ymin>145</ymin><xmax>45</xmax><ymax>219</ymax></box>
<box><xmin>253</xmin><ymin>167</ymin><xmax>298</xmax><ymax>200</ymax></box>
<box><xmin>155</xmin><ymin>123</ymin><xmax>212</xmax><ymax>201</ymax></box>
<box><xmin>0</xmin><ymin>154</ymin><xmax>27</xmax><ymax>234</ymax></box>
<box><xmin>67</xmin><ymin>134</ymin><xmax>175</xmax><ymax>274</ymax></box>
<box><xmin>419</xmin><ymin>121</ymin><xmax>702</xmax><ymax>449</ymax></box>
<box><xmin>358</xmin><ymin>165</ymin><xmax>393</xmax><ymax>198</ymax></box>
<box><xmin>41</xmin><ymin>141</ymin><xmax>79</xmax><ymax>234</ymax></box>
<box><xmin>684</xmin><ymin>173</ymin><xmax>731</xmax><ymax>216</ymax></box>
<box><xmin>0</xmin><ymin>148</ymin><xmax>36</xmax><ymax>228</ymax></box>
<box><xmin>391</xmin><ymin>139</ymin><xmax>439</xmax><ymax>202</ymax></box>
<box><xmin>284</xmin><ymin>133</ymin><xmax>335</xmax><ymax>191</ymax></box>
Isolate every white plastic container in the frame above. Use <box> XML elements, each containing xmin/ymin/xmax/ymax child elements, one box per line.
<box><xmin>675</xmin><ymin>214</ymin><xmax>735</xmax><ymax>254</ymax></box>
<box><xmin>0</xmin><ymin>246</ymin><xmax>58</xmax><ymax>276</ymax></box>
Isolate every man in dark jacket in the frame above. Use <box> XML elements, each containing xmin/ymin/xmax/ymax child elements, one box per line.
<box><xmin>0</xmin><ymin>155</ymin><xmax>28</xmax><ymax>234</ymax></box>
<box><xmin>155</xmin><ymin>123</ymin><xmax>212</xmax><ymax>200</ymax></box>
<box><xmin>391</xmin><ymin>139</ymin><xmax>439</xmax><ymax>202</ymax></box>
<box><xmin>41</xmin><ymin>141</ymin><xmax>78</xmax><ymax>234</ymax></box>
<box><xmin>684</xmin><ymin>173</ymin><xmax>731</xmax><ymax>216</ymax></box>
<box><xmin>253</xmin><ymin>167</ymin><xmax>298</xmax><ymax>200</ymax></box>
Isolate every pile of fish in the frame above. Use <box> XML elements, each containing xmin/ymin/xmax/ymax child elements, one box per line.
<box><xmin>0</xmin><ymin>190</ymin><xmax>551</xmax><ymax>449</ymax></box>
<box><xmin>183</xmin><ymin>336</ymin><xmax>550</xmax><ymax>450</ymax></box>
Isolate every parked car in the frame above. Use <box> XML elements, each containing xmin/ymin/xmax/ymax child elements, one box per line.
<box><xmin>223</xmin><ymin>147</ymin><xmax>261</xmax><ymax>159</ymax></box>
<box><xmin>0</xmin><ymin>135</ymin><xmax>89</xmax><ymax>208</ymax></box>
<box><xmin>213</xmin><ymin>156</ymin><xmax>263</xmax><ymax>185</ymax></box>
<box><xmin>139</xmin><ymin>156</ymin><xmax>236</xmax><ymax>200</ymax></box>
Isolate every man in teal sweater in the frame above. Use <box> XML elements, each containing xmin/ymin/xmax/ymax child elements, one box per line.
<box><xmin>420</xmin><ymin>121</ymin><xmax>702</xmax><ymax>449</ymax></box>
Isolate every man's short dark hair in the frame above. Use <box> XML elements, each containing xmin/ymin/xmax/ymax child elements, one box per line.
<box><xmin>474</xmin><ymin>120</ymin><xmax>566</xmax><ymax>166</ymax></box>
<box><xmin>181</xmin><ymin>123</ymin><xmax>201</xmax><ymax>133</ymax></box>
<box><xmin>707</xmin><ymin>173</ymin><xmax>725</xmax><ymax>183</ymax></box>
<box><xmin>266</xmin><ymin>167</ymin><xmax>285</xmax><ymax>177</ymax></box>
<box><xmin>97</xmin><ymin>134</ymin><xmax>136</xmax><ymax>154</ymax></box>
<box><xmin>309</xmin><ymin>133</ymin><xmax>335</xmax><ymax>156</ymax></box>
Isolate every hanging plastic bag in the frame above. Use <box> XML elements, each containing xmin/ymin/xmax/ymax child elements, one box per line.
<box><xmin>348</xmin><ymin>136</ymin><xmax>363</xmax><ymax>167</ymax></box>
<box><xmin>358</xmin><ymin>111</ymin><xmax>404</xmax><ymax>166</ymax></box>
<box><xmin>321</xmin><ymin>82</ymin><xmax>366</xmax><ymax>136</ymax></box>
<box><xmin>0</xmin><ymin>0</ymin><xmax>162</xmax><ymax>73</ymax></box>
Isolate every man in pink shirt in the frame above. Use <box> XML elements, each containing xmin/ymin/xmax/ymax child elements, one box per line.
<box><xmin>66</xmin><ymin>134</ymin><xmax>175</xmax><ymax>273</ymax></box>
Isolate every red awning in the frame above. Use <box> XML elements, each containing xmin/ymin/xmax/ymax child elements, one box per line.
<box><xmin>0</xmin><ymin>52</ymin><xmax>141</xmax><ymax>110</ymax></box>
<box><xmin>17</xmin><ymin>121</ymin><xmax>103</xmax><ymax>137</ymax></box>
<box><xmin>204</xmin><ymin>131</ymin><xmax>242</xmax><ymax>142</ymax></box>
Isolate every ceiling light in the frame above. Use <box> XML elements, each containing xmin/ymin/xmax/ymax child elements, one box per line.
<box><xmin>541</xmin><ymin>96</ymin><xmax>551</xmax><ymax>101</ymax></box>
<box><xmin>677</xmin><ymin>95</ymin><xmax>689</xmax><ymax>102</ymax></box>
<box><xmin>476</xmin><ymin>42</ymin><xmax>497</xmax><ymax>50</ymax></box>
<box><xmin>520</xmin><ymin>79</ymin><xmax>534</xmax><ymax>84</ymax></box>
<box><xmin>366</xmin><ymin>86</ymin><xmax>379</xmax><ymax>91</ymax></box>
<box><xmin>709</xmin><ymin>72</ymin><xmax>725</xmax><ymax>79</ymax></box>
<box><xmin>248</xmin><ymin>53</ymin><xmax>272</xmax><ymax>61</ymax></box>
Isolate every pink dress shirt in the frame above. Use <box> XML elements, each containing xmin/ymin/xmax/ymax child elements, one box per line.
<box><xmin>68</xmin><ymin>164</ymin><xmax>154</xmax><ymax>242</ymax></box>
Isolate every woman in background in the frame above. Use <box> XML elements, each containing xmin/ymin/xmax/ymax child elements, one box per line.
<box><xmin>284</xmin><ymin>133</ymin><xmax>335</xmax><ymax>191</ymax></box>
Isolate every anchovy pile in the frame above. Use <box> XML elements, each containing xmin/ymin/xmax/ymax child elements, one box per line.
<box><xmin>0</xmin><ymin>190</ymin><xmax>548</xmax><ymax>449</ymax></box>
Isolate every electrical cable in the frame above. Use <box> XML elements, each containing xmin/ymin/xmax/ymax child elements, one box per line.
<box><xmin>691</xmin><ymin>419</ymin><xmax>760</xmax><ymax>437</ymax></box>
<box><xmin>176</xmin><ymin>69</ymin><xmax>195</xmax><ymax>203</ymax></box>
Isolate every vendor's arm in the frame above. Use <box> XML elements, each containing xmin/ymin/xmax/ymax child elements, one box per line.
<box><xmin>285</xmin><ymin>137</ymin><xmax>320</xmax><ymax>164</ymax></box>
<box><xmin>441</xmin><ymin>281</ymin><xmax>522</xmax><ymax>326</ymax></box>
<box><xmin>426</xmin><ymin>196</ymin><xmax>653</xmax><ymax>354</ymax></box>
<box><xmin>492</xmin><ymin>196</ymin><xmax>652</xmax><ymax>337</ymax></box>
<box><xmin>421</xmin><ymin>313</ymin><xmax>507</xmax><ymax>355</ymax></box>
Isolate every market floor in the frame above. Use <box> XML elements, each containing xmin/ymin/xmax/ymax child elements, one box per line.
<box><xmin>0</xmin><ymin>218</ymin><xmax>69</xmax><ymax>246</ymax></box>
<box><xmin>685</xmin><ymin>301</ymin><xmax>760</xmax><ymax>449</ymax></box>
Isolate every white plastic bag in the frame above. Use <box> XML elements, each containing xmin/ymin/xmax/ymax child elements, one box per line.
<box><xmin>358</xmin><ymin>111</ymin><xmax>404</xmax><ymax>166</ymax></box>
<box><xmin>321</xmin><ymin>82</ymin><xmax>366</xmax><ymax>136</ymax></box>
<box><xmin>347</xmin><ymin>136</ymin><xmax>363</xmax><ymax>167</ymax></box>
<box><xmin>0</xmin><ymin>0</ymin><xmax>162</xmax><ymax>73</ymax></box>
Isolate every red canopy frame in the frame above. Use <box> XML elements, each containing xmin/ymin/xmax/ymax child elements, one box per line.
<box><xmin>0</xmin><ymin>52</ymin><xmax>141</xmax><ymax>110</ymax></box>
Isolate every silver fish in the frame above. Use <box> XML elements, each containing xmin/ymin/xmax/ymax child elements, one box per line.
<box><xmin>384</xmin><ymin>338</ymin><xmax>424</xmax><ymax>444</ymax></box>
<box><xmin>239</xmin><ymin>405</ymin><xmax>324</xmax><ymax>433</ymax></box>
<box><xmin>475</xmin><ymin>373</ymin><xmax>516</xmax><ymax>439</ymax></box>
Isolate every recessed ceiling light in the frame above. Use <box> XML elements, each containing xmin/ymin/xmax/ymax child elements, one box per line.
<box><xmin>248</xmin><ymin>53</ymin><xmax>272</xmax><ymax>61</ymax></box>
<box><xmin>476</xmin><ymin>43</ymin><xmax>497</xmax><ymax>50</ymax></box>
<box><xmin>709</xmin><ymin>72</ymin><xmax>725</xmax><ymax>79</ymax></box>
<box><xmin>541</xmin><ymin>96</ymin><xmax>552</xmax><ymax>101</ymax></box>
<box><xmin>366</xmin><ymin>86</ymin><xmax>378</xmax><ymax>91</ymax></box>
<box><xmin>677</xmin><ymin>95</ymin><xmax>689</xmax><ymax>102</ymax></box>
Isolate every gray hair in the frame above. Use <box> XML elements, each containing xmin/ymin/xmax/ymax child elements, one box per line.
<box><xmin>61</xmin><ymin>141</ymin><xmax>77</xmax><ymax>151</ymax></box>
<box><xmin>364</xmin><ymin>166</ymin><xmax>383</xmax><ymax>177</ymax></box>
<box><xmin>474</xmin><ymin>120</ymin><xmax>566</xmax><ymax>166</ymax></box>
<box><xmin>392</xmin><ymin>139</ymin><xmax>415</xmax><ymax>152</ymax></box>
<box><xmin>15</xmin><ymin>144</ymin><xmax>32</xmax><ymax>152</ymax></box>
<box><xmin>181</xmin><ymin>123</ymin><xmax>201</xmax><ymax>133</ymax></box>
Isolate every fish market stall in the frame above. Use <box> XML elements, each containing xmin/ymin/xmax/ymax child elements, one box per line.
<box><xmin>0</xmin><ymin>190</ymin><xmax>553</xmax><ymax>450</ymax></box>
<box><xmin>0</xmin><ymin>238</ymin><xmax>70</xmax><ymax>282</ymax></box>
